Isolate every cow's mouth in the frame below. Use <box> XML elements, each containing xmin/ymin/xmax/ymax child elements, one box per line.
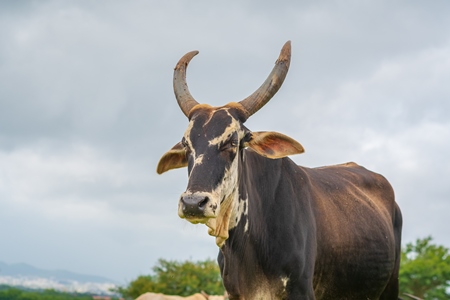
<box><xmin>184</xmin><ymin>215</ymin><xmax>211</xmax><ymax>224</ymax></box>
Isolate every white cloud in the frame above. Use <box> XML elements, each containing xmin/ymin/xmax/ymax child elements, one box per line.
<box><xmin>0</xmin><ymin>142</ymin><xmax>146</xmax><ymax>222</ymax></box>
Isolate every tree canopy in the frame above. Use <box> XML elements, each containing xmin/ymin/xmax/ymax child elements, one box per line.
<box><xmin>117</xmin><ymin>258</ymin><xmax>224</xmax><ymax>299</ymax></box>
<box><xmin>400</xmin><ymin>236</ymin><xmax>450</xmax><ymax>299</ymax></box>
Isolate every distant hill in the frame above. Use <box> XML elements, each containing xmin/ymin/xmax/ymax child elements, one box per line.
<box><xmin>0</xmin><ymin>261</ymin><xmax>116</xmax><ymax>284</ymax></box>
<box><xmin>0</xmin><ymin>261</ymin><xmax>119</xmax><ymax>295</ymax></box>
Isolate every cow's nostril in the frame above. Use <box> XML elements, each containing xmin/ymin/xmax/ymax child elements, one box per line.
<box><xmin>198</xmin><ymin>197</ymin><xmax>209</xmax><ymax>209</ymax></box>
<box><xmin>180</xmin><ymin>194</ymin><xmax>210</xmax><ymax>218</ymax></box>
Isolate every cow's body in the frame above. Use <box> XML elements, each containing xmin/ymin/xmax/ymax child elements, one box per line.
<box><xmin>218</xmin><ymin>151</ymin><xmax>402</xmax><ymax>299</ymax></box>
<box><xmin>157</xmin><ymin>41</ymin><xmax>402</xmax><ymax>299</ymax></box>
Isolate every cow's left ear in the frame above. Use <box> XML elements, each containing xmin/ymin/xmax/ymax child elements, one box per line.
<box><xmin>244</xmin><ymin>131</ymin><xmax>304</xmax><ymax>159</ymax></box>
<box><xmin>157</xmin><ymin>142</ymin><xmax>188</xmax><ymax>174</ymax></box>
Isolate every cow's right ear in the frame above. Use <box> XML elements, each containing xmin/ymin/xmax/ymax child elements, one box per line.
<box><xmin>156</xmin><ymin>142</ymin><xmax>188</xmax><ymax>174</ymax></box>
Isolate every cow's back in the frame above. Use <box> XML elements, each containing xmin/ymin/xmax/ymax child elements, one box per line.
<box><xmin>301</xmin><ymin>162</ymin><xmax>400</xmax><ymax>299</ymax></box>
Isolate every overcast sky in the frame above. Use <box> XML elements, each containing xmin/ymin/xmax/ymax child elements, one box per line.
<box><xmin>1</xmin><ymin>0</ymin><xmax>449</xmax><ymax>284</ymax></box>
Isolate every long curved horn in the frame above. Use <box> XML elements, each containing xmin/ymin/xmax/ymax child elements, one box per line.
<box><xmin>239</xmin><ymin>41</ymin><xmax>291</xmax><ymax>118</ymax></box>
<box><xmin>173</xmin><ymin>50</ymin><xmax>200</xmax><ymax>117</ymax></box>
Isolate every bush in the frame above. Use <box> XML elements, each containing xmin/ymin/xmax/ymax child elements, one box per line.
<box><xmin>116</xmin><ymin>258</ymin><xmax>224</xmax><ymax>299</ymax></box>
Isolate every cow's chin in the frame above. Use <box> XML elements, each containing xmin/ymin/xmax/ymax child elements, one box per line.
<box><xmin>183</xmin><ymin>216</ymin><xmax>211</xmax><ymax>224</ymax></box>
<box><xmin>178</xmin><ymin>210</ymin><xmax>217</xmax><ymax>224</ymax></box>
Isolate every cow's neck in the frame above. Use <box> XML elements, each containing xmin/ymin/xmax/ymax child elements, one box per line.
<box><xmin>219</xmin><ymin>149</ymin><xmax>302</xmax><ymax>297</ymax></box>
<box><xmin>236</xmin><ymin>149</ymin><xmax>290</xmax><ymax>244</ymax></box>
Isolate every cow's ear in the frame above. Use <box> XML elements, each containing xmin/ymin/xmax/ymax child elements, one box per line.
<box><xmin>244</xmin><ymin>131</ymin><xmax>304</xmax><ymax>159</ymax></box>
<box><xmin>157</xmin><ymin>142</ymin><xmax>188</xmax><ymax>174</ymax></box>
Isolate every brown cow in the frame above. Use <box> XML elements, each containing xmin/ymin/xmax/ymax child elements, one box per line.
<box><xmin>157</xmin><ymin>41</ymin><xmax>402</xmax><ymax>299</ymax></box>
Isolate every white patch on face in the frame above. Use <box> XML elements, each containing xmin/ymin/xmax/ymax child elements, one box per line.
<box><xmin>194</xmin><ymin>154</ymin><xmax>204</xmax><ymax>166</ymax></box>
<box><xmin>208</xmin><ymin>110</ymin><xmax>241</xmax><ymax>148</ymax></box>
<box><xmin>182</xmin><ymin>120</ymin><xmax>205</xmax><ymax>175</ymax></box>
<box><xmin>218</xmin><ymin>153</ymin><xmax>239</xmax><ymax>200</ymax></box>
<box><xmin>183</xmin><ymin>120</ymin><xmax>196</xmax><ymax>156</ymax></box>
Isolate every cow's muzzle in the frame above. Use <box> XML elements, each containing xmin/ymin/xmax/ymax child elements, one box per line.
<box><xmin>179</xmin><ymin>192</ymin><xmax>215</xmax><ymax>223</ymax></box>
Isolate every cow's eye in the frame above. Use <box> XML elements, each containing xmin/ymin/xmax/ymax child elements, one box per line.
<box><xmin>221</xmin><ymin>140</ymin><xmax>238</xmax><ymax>151</ymax></box>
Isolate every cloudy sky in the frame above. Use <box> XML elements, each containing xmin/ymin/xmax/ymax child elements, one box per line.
<box><xmin>1</xmin><ymin>0</ymin><xmax>449</xmax><ymax>284</ymax></box>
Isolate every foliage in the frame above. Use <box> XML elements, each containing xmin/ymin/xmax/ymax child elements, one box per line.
<box><xmin>116</xmin><ymin>258</ymin><xmax>224</xmax><ymax>299</ymax></box>
<box><xmin>400</xmin><ymin>236</ymin><xmax>450</xmax><ymax>299</ymax></box>
<box><xmin>0</xmin><ymin>285</ymin><xmax>110</xmax><ymax>300</ymax></box>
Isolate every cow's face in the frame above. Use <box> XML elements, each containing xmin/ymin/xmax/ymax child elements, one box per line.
<box><xmin>157</xmin><ymin>41</ymin><xmax>304</xmax><ymax>246</ymax></box>
<box><xmin>177</xmin><ymin>104</ymin><xmax>247</xmax><ymax>224</ymax></box>
<box><xmin>157</xmin><ymin>102</ymin><xmax>303</xmax><ymax>245</ymax></box>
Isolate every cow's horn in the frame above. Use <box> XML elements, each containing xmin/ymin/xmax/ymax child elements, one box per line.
<box><xmin>239</xmin><ymin>41</ymin><xmax>291</xmax><ymax>118</ymax></box>
<box><xmin>173</xmin><ymin>50</ymin><xmax>200</xmax><ymax>117</ymax></box>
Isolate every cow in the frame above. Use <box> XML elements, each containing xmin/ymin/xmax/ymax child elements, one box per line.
<box><xmin>157</xmin><ymin>41</ymin><xmax>403</xmax><ymax>299</ymax></box>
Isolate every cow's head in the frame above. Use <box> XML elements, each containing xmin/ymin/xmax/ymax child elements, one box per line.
<box><xmin>157</xmin><ymin>41</ymin><xmax>304</xmax><ymax>246</ymax></box>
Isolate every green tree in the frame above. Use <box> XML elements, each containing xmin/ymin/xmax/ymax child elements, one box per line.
<box><xmin>117</xmin><ymin>258</ymin><xmax>224</xmax><ymax>299</ymax></box>
<box><xmin>400</xmin><ymin>236</ymin><xmax>450</xmax><ymax>299</ymax></box>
